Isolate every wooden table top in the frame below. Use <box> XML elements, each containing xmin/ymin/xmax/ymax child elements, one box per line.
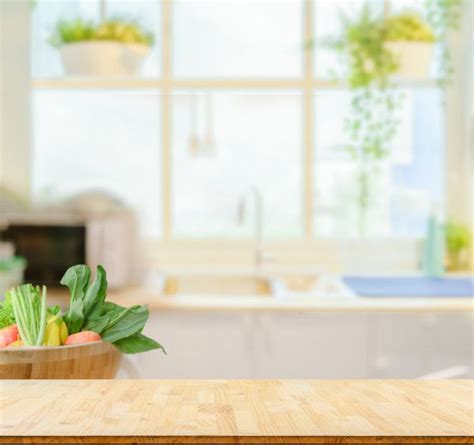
<box><xmin>1</xmin><ymin>380</ymin><xmax>472</xmax><ymax>444</ymax></box>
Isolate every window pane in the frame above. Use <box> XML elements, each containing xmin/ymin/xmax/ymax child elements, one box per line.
<box><xmin>173</xmin><ymin>1</ymin><xmax>303</xmax><ymax>78</ymax></box>
<box><xmin>172</xmin><ymin>91</ymin><xmax>302</xmax><ymax>239</ymax></box>
<box><xmin>313</xmin><ymin>88</ymin><xmax>444</xmax><ymax>237</ymax></box>
<box><xmin>33</xmin><ymin>90</ymin><xmax>162</xmax><ymax>238</ymax></box>
<box><xmin>31</xmin><ymin>0</ymin><xmax>161</xmax><ymax>78</ymax></box>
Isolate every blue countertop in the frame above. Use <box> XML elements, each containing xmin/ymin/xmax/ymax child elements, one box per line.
<box><xmin>343</xmin><ymin>276</ymin><xmax>474</xmax><ymax>297</ymax></box>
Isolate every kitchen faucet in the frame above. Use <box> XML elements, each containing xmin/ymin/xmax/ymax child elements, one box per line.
<box><xmin>237</xmin><ymin>186</ymin><xmax>264</xmax><ymax>270</ymax></box>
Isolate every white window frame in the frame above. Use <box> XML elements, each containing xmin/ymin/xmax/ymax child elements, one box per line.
<box><xmin>11</xmin><ymin>0</ymin><xmax>472</xmax><ymax>269</ymax></box>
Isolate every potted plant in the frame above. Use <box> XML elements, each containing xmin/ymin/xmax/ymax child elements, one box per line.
<box><xmin>329</xmin><ymin>6</ymin><xmax>406</xmax><ymax>235</ymax></box>
<box><xmin>327</xmin><ymin>7</ymin><xmax>437</xmax><ymax>235</ymax></box>
<box><xmin>49</xmin><ymin>18</ymin><xmax>155</xmax><ymax>76</ymax></box>
<box><xmin>445</xmin><ymin>221</ymin><xmax>471</xmax><ymax>271</ymax></box>
<box><xmin>383</xmin><ymin>12</ymin><xmax>436</xmax><ymax>79</ymax></box>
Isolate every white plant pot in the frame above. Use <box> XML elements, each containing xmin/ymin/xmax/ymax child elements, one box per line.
<box><xmin>60</xmin><ymin>41</ymin><xmax>150</xmax><ymax>77</ymax></box>
<box><xmin>385</xmin><ymin>41</ymin><xmax>434</xmax><ymax>80</ymax></box>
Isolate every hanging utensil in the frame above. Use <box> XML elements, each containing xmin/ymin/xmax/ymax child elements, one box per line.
<box><xmin>188</xmin><ymin>92</ymin><xmax>199</xmax><ymax>156</ymax></box>
<box><xmin>203</xmin><ymin>92</ymin><xmax>216</xmax><ymax>156</ymax></box>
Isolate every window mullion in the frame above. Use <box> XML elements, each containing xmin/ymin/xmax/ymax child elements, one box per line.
<box><xmin>303</xmin><ymin>0</ymin><xmax>314</xmax><ymax>240</ymax></box>
<box><xmin>162</xmin><ymin>0</ymin><xmax>172</xmax><ymax>240</ymax></box>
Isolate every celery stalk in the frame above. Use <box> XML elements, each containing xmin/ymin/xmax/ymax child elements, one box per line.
<box><xmin>10</xmin><ymin>284</ymin><xmax>48</xmax><ymax>347</ymax></box>
<box><xmin>35</xmin><ymin>286</ymin><xmax>47</xmax><ymax>346</ymax></box>
<box><xmin>10</xmin><ymin>288</ymin><xmax>32</xmax><ymax>345</ymax></box>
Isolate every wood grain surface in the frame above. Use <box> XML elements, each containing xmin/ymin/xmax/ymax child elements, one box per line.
<box><xmin>0</xmin><ymin>341</ymin><xmax>122</xmax><ymax>379</ymax></box>
<box><xmin>0</xmin><ymin>380</ymin><xmax>472</xmax><ymax>444</ymax></box>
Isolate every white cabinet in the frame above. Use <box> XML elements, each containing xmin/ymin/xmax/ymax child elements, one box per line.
<box><xmin>368</xmin><ymin>312</ymin><xmax>473</xmax><ymax>379</ymax></box>
<box><xmin>256</xmin><ymin>312</ymin><xmax>369</xmax><ymax>378</ymax></box>
<box><xmin>130</xmin><ymin>309</ymin><xmax>473</xmax><ymax>379</ymax></box>
<box><xmin>137</xmin><ymin>311</ymin><xmax>255</xmax><ymax>378</ymax></box>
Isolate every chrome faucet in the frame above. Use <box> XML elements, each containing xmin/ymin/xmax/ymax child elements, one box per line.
<box><xmin>237</xmin><ymin>186</ymin><xmax>264</xmax><ymax>269</ymax></box>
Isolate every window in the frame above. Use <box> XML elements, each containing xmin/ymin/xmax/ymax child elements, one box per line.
<box><xmin>172</xmin><ymin>90</ymin><xmax>302</xmax><ymax>239</ymax></box>
<box><xmin>313</xmin><ymin>89</ymin><xmax>444</xmax><ymax>237</ymax></box>
<box><xmin>172</xmin><ymin>1</ymin><xmax>302</xmax><ymax>78</ymax></box>
<box><xmin>33</xmin><ymin>90</ymin><xmax>162</xmax><ymax>238</ymax></box>
<box><xmin>31</xmin><ymin>0</ymin><xmax>448</xmax><ymax>244</ymax></box>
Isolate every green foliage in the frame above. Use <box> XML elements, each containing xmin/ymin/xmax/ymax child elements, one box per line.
<box><xmin>424</xmin><ymin>0</ymin><xmax>462</xmax><ymax>88</ymax></box>
<box><xmin>0</xmin><ymin>293</ymin><xmax>15</xmax><ymax>329</ymax></box>
<box><xmin>445</xmin><ymin>221</ymin><xmax>471</xmax><ymax>254</ymax></box>
<box><xmin>332</xmin><ymin>6</ymin><xmax>394</xmax><ymax>89</ymax></box>
<box><xmin>344</xmin><ymin>88</ymin><xmax>404</xmax><ymax>163</ymax></box>
<box><xmin>384</xmin><ymin>12</ymin><xmax>436</xmax><ymax>42</ymax></box>
<box><xmin>10</xmin><ymin>284</ymin><xmax>47</xmax><ymax>346</ymax></box>
<box><xmin>61</xmin><ymin>265</ymin><xmax>164</xmax><ymax>355</ymax></box>
<box><xmin>332</xmin><ymin>7</ymin><xmax>435</xmax><ymax>89</ymax></box>
<box><xmin>50</xmin><ymin>18</ymin><xmax>155</xmax><ymax>48</ymax></box>
<box><xmin>61</xmin><ymin>264</ymin><xmax>91</xmax><ymax>334</ymax></box>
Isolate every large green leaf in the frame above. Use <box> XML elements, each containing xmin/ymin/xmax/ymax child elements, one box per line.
<box><xmin>113</xmin><ymin>333</ymin><xmax>166</xmax><ymax>354</ymax></box>
<box><xmin>61</xmin><ymin>265</ymin><xmax>90</xmax><ymax>334</ymax></box>
<box><xmin>83</xmin><ymin>265</ymin><xmax>108</xmax><ymax>321</ymax></box>
<box><xmin>100</xmin><ymin>304</ymin><xmax>149</xmax><ymax>343</ymax></box>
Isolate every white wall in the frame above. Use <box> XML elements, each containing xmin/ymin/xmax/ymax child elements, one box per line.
<box><xmin>0</xmin><ymin>0</ymin><xmax>31</xmax><ymax>202</ymax></box>
<box><xmin>445</xmin><ymin>0</ymin><xmax>473</xmax><ymax>225</ymax></box>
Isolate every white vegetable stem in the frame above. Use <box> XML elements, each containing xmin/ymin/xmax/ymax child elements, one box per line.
<box><xmin>10</xmin><ymin>285</ymin><xmax>48</xmax><ymax>347</ymax></box>
<box><xmin>36</xmin><ymin>286</ymin><xmax>47</xmax><ymax>346</ymax></box>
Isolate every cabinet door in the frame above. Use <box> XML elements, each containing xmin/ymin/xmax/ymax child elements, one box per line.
<box><xmin>368</xmin><ymin>313</ymin><xmax>428</xmax><ymax>378</ymax></box>
<box><xmin>133</xmin><ymin>310</ymin><xmax>255</xmax><ymax>378</ymax></box>
<box><xmin>423</xmin><ymin>313</ymin><xmax>473</xmax><ymax>378</ymax></box>
<box><xmin>257</xmin><ymin>312</ymin><xmax>369</xmax><ymax>378</ymax></box>
<box><xmin>369</xmin><ymin>312</ymin><xmax>474</xmax><ymax>379</ymax></box>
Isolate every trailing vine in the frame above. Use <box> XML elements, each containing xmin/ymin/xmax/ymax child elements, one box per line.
<box><xmin>331</xmin><ymin>6</ymin><xmax>431</xmax><ymax>234</ymax></box>
<box><xmin>329</xmin><ymin>3</ymin><xmax>462</xmax><ymax>235</ymax></box>
<box><xmin>424</xmin><ymin>0</ymin><xmax>463</xmax><ymax>89</ymax></box>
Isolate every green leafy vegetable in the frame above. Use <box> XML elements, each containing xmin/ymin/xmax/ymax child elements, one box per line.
<box><xmin>47</xmin><ymin>305</ymin><xmax>61</xmax><ymax>317</ymax></box>
<box><xmin>10</xmin><ymin>284</ymin><xmax>47</xmax><ymax>346</ymax></box>
<box><xmin>113</xmin><ymin>333</ymin><xmax>166</xmax><ymax>355</ymax></box>
<box><xmin>0</xmin><ymin>293</ymin><xmax>15</xmax><ymax>329</ymax></box>
<box><xmin>61</xmin><ymin>265</ymin><xmax>90</xmax><ymax>334</ymax></box>
<box><xmin>100</xmin><ymin>303</ymin><xmax>149</xmax><ymax>343</ymax></box>
<box><xmin>83</xmin><ymin>265</ymin><xmax>107</xmax><ymax>321</ymax></box>
<box><xmin>60</xmin><ymin>265</ymin><xmax>165</xmax><ymax>355</ymax></box>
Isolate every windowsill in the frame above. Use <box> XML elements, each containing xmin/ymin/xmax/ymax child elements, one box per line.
<box><xmin>31</xmin><ymin>77</ymin><xmax>439</xmax><ymax>90</ymax></box>
<box><xmin>142</xmin><ymin>238</ymin><xmax>425</xmax><ymax>274</ymax></box>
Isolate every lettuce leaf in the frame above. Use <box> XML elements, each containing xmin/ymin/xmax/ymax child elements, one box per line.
<box><xmin>0</xmin><ymin>293</ymin><xmax>15</xmax><ymax>329</ymax></box>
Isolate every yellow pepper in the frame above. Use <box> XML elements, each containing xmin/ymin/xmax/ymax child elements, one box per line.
<box><xmin>43</xmin><ymin>315</ymin><xmax>68</xmax><ymax>346</ymax></box>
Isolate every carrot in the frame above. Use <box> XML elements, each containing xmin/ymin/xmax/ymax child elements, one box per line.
<box><xmin>64</xmin><ymin>331</ymin><xmax>101</xmax><ymax>345</ymax></box>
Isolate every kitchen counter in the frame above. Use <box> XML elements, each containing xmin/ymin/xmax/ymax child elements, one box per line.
<box><xmin>1</xmin><ymin>380</ymin><xmax>472</xmax><ymax>444</ymax></box>
<box><xmin>107</xmin><ymin>288</ymin><xmax>473</xmax><ymax>312</ymax></box>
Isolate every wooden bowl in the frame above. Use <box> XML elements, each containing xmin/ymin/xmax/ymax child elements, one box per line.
<box><xmin>0</xmin><ymin>341</ymin><xmax>122</xmax><ymax>379</ymax></box>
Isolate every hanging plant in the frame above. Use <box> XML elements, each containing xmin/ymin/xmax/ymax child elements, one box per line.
<box><xmin>424</xmin><ymin>0</ymin><xmax>463</xmax><ymax>89</ymax></box>
<box><xmin>330</xmin><ymin>6</ymin><xmax>436</xmax><ymax>235</ymax></box>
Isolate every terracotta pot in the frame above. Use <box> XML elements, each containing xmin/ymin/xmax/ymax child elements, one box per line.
<box><xmin>60</xmin><ymin>41</ymin><xmax>150</xmax><ymax>76</ymax></box>
<box><xmin>0</xmin><ymin>340</ymin><xmax>122</xmax><ymax>379</ymax></box>
<box><xmin>385</xmin><ymin>41</ymin><xmax>434</xmax><ymax>79</ymax></box>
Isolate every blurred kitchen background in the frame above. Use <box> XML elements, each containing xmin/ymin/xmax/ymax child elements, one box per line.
<box><xmin>0</xmin><ymin>0</ymin><xmax>472</xmax><ymax>378</ymax></box>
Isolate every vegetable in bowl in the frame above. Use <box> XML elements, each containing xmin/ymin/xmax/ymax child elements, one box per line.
<box><xmin>0</xmin><ymin>264</ymin><xmax>165</xmax><ymax>355</ymax></box>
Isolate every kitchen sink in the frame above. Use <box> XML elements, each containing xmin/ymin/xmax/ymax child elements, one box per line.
<box><xmin>163</xmin><ymin>274</ymin><xmax>273</xmax><ymax>296</ymax></box>
<box><xmin>160</xmin><ymin>270</ymin><xmax>355</xmax><ymax>299</ymax></box>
